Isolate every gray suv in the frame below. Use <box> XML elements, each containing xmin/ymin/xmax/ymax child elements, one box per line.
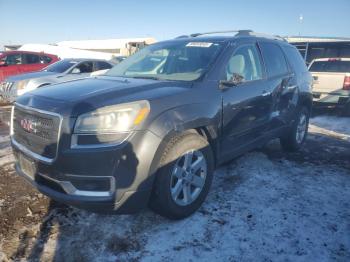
<box><xmin>10</xmin><ymin>31</ymin><xmax>312</xmax><ymax>219</ymax></box>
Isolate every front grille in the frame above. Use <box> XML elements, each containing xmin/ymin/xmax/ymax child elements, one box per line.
<box><xmin>1</xmin><ymin>82</ymin><xmax>15</xmax><ymax>102</ymax></box>
<box><xmin>12</xmin><ymin>105</ymin><xmax>61</xmax><ymax>159</ymax></box>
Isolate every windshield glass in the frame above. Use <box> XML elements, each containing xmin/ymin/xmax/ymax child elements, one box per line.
<box><xmin>44</xmin><ymin>60</ymin><xmax>78</xmax><ymax>73</ymax></box>
<box><xmin>106</xmin><ymin>41</ymin><xmax>224</xmax><ymax>81</ymax></box>
<box><xmin>309</xmin><ymin>60</ymin><xmax>350</xmax><ymax>73</ymax></box>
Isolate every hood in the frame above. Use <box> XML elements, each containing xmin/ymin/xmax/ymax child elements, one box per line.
<box><xmin>16</xmin><ymin>76</ymin><xmax>192</xmax><ymax>116</ymax></box>
<box><xmin>7</xmin><ymin>71</ymin><xmax>58</xmax><ymax>82</ymax></box>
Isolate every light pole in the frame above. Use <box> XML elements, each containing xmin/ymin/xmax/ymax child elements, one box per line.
<box><xmin>299</xmin><ymin>14</ymin><xmax>303</xmax><ymax>37</ymax></box>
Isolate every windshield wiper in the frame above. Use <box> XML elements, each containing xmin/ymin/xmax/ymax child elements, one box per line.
<box><xmin>130</xmin><ymin>75</ymin><xmax>160</xmax><ymax>81</ymax></box>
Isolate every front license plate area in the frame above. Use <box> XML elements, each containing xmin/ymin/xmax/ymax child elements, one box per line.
<box><xmin>18</xmin><ymin>153</ymin><xmax>36</xmax><ymax>180</ymax></box>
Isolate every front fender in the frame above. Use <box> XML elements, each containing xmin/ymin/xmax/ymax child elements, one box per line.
<box><xmin>148</xmin><ymin>102</ymin><xmax>220</xmax><ymax>140</ymax></box>
<box><xmin>146</xmin><ymin>102</ymin><xmax>221</xmax><ymax>175</ymax></box>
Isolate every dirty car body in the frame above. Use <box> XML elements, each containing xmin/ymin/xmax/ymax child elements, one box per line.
<box><xmin>10</xmin><ymin>32</ymin><xmax>313</xmax><ymax>218</ymax></box>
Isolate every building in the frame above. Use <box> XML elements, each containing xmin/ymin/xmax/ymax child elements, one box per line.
<box><xmin>9</xmin><ymin>37</ymin><xmax>157</xmax><ymax>60</ymax></box>
<box><xmin>57</xmin><ymin>37</ymin><xmax>156</xmax><ymax>57</ymax></box>
<box><xmin>286</xmin><ymin>36</ymin><xmax>350</xmax><ymax>65</ymax></box>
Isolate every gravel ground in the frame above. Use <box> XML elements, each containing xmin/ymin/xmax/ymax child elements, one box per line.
<box><xmin>0</xmin><ymin>112</ymin><xmax>349</xmax><ymax>262</ymax></box>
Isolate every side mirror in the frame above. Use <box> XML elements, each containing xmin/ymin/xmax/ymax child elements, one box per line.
<box><xmin>71</xmin><ymin>68</ymin><xmax>81</xmax><ymax>74</ymax></box>
<box><xmin>0</xmin><ymin>61</ymin><xmax>7</xmax><ymax>66</ymax></box>
<box><xmin>219</xmin><ymin>73</ymin><xmax>244</xmax><ymax>90</ymax></box>
<box><xmin>219</xmin><ymin>80</ymin><xmax>236</xmax><ymax>90</ymax></box>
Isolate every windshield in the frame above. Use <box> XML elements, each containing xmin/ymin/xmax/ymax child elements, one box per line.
<box><xmin>106</xmin><ymin>41</ymin><xmax>224</xmax><ymax>81</ymax></box>
<box><xmin>309</xmin><ymin>60</ymin><xmax>350</xmax><ymax>73</ymax></box>
<box><xmin>43</xmin><ymin>60</ymin><xmax>78</xmax><ymax>73</ymax></box>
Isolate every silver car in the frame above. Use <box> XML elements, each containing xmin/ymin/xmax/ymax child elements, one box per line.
<box><xmin>0</xmin><ymin>58</ymin><xmax>113</xmax><ymax>102</ymax></box>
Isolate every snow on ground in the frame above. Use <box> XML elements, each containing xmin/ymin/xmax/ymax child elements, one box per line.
<box><xmin>310</xmin><ymin>116</ymin><xmax>350</xmax><ymax>141</ymax></box>
<box><xmin>0</xmin><ymin>135</ymin><xmax>14</xmax><ymax>166</ymax></box>
<box><xmin>8</xmin><ymin>152</ymin><xmax>348</xmax><ymax>262</ymax></box>
<box><xmin>0</xmin><ymin>116</ymin><xmax>349</xmax><ymax>261</ymax></box>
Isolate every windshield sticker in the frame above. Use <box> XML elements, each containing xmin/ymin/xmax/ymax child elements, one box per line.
<box><xmin>186</xmin><ymin>42</ymin><xmax>213</xmax><ymax>48</ymax></box>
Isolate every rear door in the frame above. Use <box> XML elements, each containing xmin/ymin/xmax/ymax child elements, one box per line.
<box><xmin>22</xmin><ymin>53</ymin><xmax>44</xmax><ymax>72</ymax></box>
<box><xmin>258</xmin><ymin>42</ymin><xmax>297</xmax><ymax>130</ymax></box>
<box><xmin>220</xmin><ymin>41</ymin><xmax>272</xmax><ymax>159</ymax></box>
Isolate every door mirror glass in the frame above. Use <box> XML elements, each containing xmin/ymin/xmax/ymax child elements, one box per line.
<box><xmin>0</xmin><ymin>61</ymin><xmax>6</xmax><ymax>66</ymax></box>
<box><xmin>71</xmin><ymin>67</ymin><xmax>81</xmax><ymax>74</ymax></box>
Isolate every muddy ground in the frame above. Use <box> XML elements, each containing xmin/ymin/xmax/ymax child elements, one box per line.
<box><xmin>0</xmin><ymin>109</ymin><xmax>349</xmax><ymax>262</ymax></box>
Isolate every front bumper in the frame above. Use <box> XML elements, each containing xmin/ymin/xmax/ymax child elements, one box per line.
<box><xmin>12</xmin><ymin>129</ymin><xmax>162</xmax><ymax>213</ymax></box>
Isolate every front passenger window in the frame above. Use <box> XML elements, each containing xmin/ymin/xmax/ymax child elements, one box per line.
<box><xmin>3</xmin><ymin>54</ymin><xmax>22</xmax><ymax>65</ymax></box>
<box><xmin>74</xmin><ymin>62</ymin><xmax>93</xmax><ymax>73</ymax></box>
<box><xmin>225</xmin><ymin>45</ymin><xmax>263</xmax><ymax>82</ymax></box>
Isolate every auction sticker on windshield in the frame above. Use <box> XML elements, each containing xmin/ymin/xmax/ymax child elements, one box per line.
<box><xmin>186</xmin><ymin>42</ymin><xmax>213</xmax><ymax>47</ymax></box>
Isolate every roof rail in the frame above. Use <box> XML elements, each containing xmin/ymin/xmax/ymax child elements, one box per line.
<box><xmin>243</xmin><ymin>31</ymin><xmax>287</xmax><ymax>42</ymax></box>
<box><xmin>188</xmin><ymin>30</ymin><xmax>252</xmax><ymax>38</ymax></box>
<box><xmin>175</xmin><ymin>30</ymin><xmax>286</xmax><ymax>42</ymax></box>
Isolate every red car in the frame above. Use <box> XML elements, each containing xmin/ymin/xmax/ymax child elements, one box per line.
<box><xmin>0</xmin><ymin>51</ymin><xmax>59</xmax><ymax>82</ymax></box>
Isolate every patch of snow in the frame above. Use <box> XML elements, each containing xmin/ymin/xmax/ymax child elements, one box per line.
<box><xmin>310</xmin><ymin>116</ymin><xmax>350</xmax><ymax>141</ymax></box>
<box><xmin>0</xmin><ymin>146</ymin><xmax>14</xmax><ymax>166</ymax></box>
<box><xmin>310</xmin><ymin>116</ymin><xmax>350</xmax><ymax>135</ymax></box>
<box><xmin>0</xmin><ymin>135</ymin><xmax>10</xmax><ymax>144</ymax></box>
<box><xmin>26</xmin><ymin>152</ymin><xmax>349</xmax><ymax>262</ymax></box>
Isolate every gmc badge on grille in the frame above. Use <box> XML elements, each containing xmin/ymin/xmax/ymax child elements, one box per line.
<box><xmin>20</xmin><ymin>119</ymin><xmax>37</xmax><ymax>133</ymax></box>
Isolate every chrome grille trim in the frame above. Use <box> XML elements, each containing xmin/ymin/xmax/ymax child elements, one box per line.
<box><xmin>11</xmin><ymin>103</ymin><xmax>63</xmax><ymax>164</ymax></box>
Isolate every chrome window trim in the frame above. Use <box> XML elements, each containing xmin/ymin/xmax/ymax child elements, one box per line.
<box><xmin>11</xmin><ymin>103</ymin><xmax>63</xmax><ymax>164</ymax></box>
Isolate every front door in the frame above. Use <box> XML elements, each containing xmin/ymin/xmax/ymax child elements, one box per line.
<box><xmin>220</xmin><ymin>42</ymin><xmax>272</xmax><ymax>159</ymax></box>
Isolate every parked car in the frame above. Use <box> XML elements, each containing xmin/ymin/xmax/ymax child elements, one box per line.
<box><xmin>309</xmin><ymin>58</ymin><xmax>350</xmax><ymax>114</ymax></box>
<box><xmin>1</xmin><ymin>58</ymin><xmax>113</xmax><ymax>102</ymax></box>
<box><xmin>0</xmin><ymin>50</ymin><xmax>59</xmax><ymax>82</ymax></box>
<box><xmin>10</xmin><ymin>31</ymin><xmax>312</xmax><ymax>219</ymax></box>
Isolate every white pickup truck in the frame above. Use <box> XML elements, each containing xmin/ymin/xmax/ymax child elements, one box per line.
<box><xmin>309</xmin><ymin>58</ymin><xmax>350</xmax><ymax>114</ymax></box>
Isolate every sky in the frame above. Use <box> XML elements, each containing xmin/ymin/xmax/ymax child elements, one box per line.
<box><xmin>1</xmin><ymin>0</ymin><xmax>350</xmax><ymax>49</ymax></box>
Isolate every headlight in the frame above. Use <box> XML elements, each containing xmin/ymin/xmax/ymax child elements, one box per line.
<box><xmin>15</xmin><ymin>80</ymin><xmax>29</xmax><ymax>90</ymax></box>
<box><xmin>74</xmin><ymin>100</ymin><xmax>150</xmax><ymax>134</ymax></box>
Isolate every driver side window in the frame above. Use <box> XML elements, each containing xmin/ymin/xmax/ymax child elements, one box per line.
<box><xmin>225</xmin><ymin>44</ymin><xmax>263</xmax><ymax>82</ymax></box>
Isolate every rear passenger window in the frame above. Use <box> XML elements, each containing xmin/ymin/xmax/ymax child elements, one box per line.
<box><xmin>24</xmin><ymin>54</ymin><xmax>40</xmax><ymax>64</ymax></box>
<box><xmin>282</xmin><ymin>46</ymin><xmax>308</xmax><ymax>73</ymax></box>
<box><xmin>259</xmin><ymin>42</ymin><xmax>289</xmax><ymax>77</ymax></box>
<box><xmin>40</xmin><ymin>56</ymin><xmax>52</xmax><ymax>64</ymax></box>
<box><xmin>225</xmin><ymin>45</ymin><xmax>263</xmax><ymax>82</ymax></box>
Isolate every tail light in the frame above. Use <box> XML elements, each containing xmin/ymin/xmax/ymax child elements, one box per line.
<box><xmin>343</xmin><ymin>76</ymin><xmax>350</xmax><ymax>90</ymax></box>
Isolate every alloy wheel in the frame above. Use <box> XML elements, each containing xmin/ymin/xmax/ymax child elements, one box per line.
<box><xmin>170</xmin><ymin>150</ymin><xmax>207</xmax><ymax>206</ymax></box>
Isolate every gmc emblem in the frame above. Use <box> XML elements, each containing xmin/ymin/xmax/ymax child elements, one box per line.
<box><xmin>20</xmin><ymin>119</ymin><xmax>36</xmax><ymax>133</ymax></box>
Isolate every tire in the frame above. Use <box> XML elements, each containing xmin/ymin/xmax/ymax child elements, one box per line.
<box><xmin>280</xmin><ymin>107</ymin><xmax>310</xmax><ymax>152</ymax></box>
<box><xmin>150</xmin><ymin>132</ymin><xmax>214</xmax><ymax>219</ymax></box>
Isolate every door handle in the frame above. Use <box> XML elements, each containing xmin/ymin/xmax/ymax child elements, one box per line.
<box><xmin>284</xmin><ymin>85</ymin><xmax>297</xmax><ymax>91</ymax></box>
<box><xmin>261</xmin><ymin>91</ymin><xmax>271</xmax><ymax>97</ymax></box>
